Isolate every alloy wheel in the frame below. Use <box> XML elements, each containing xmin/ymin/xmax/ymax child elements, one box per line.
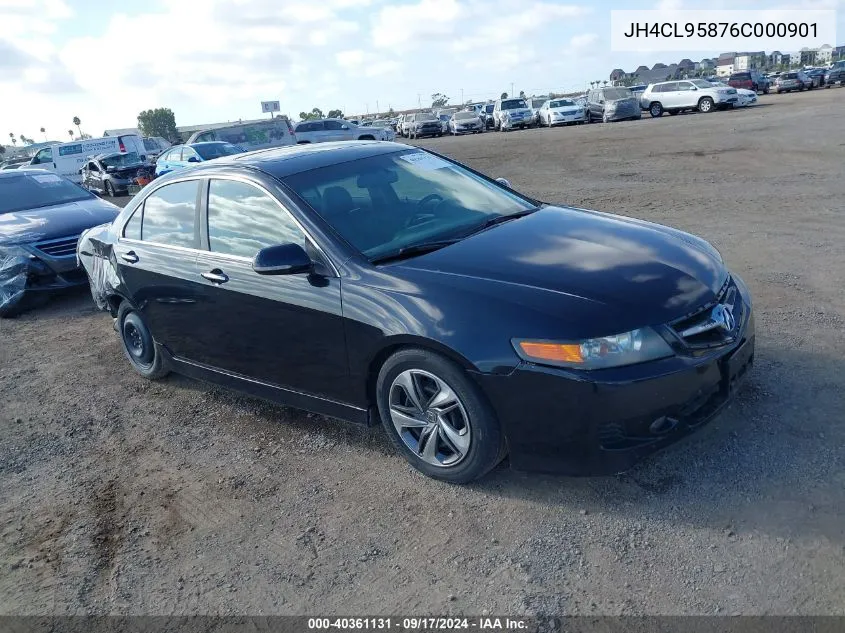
<box><xmin>388</xmin><ymin>369</ymin><xmax>471</xmax><ymax>467</ymax></box>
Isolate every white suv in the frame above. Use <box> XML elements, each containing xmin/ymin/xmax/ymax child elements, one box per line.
<box><xmin>493</xmin><ymin>98</ymin><xmax>534</xmax><ymax>131</ymax></box>
<box><xmin>640</xmin><ymin>79</ymin><xmax>738</xmax><ymax>117</ymax></box>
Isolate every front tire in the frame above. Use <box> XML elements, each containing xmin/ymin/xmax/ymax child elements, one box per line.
<box><xmin>376</xmin><ymin>348</ymin><xmax>504</xmax><ymax>483</ymax></box>
<box><xmin>105</xmin><ymin>181</ymin><xmax>115</xmax><ymax>197</ymax></box>
<box><xmin>117</xmin><ymin>302</ymin><xmax>169</xmax><ymax>380</ymax></box>
<box><xmin>698</xmin><ymin>97</ymin><xmax>714</xmax><ymax>113</ymax></box>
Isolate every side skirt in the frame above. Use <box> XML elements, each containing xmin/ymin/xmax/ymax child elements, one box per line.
<box><xmin>160</xmin><ymin>345</ymin><xmax>372</xmax><ymax>426</ymax></box>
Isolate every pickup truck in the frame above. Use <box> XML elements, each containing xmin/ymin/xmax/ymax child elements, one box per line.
<box><xmin>824</xmin><ymin>62</ymin><xmax>845</xmax><ymax>87</ymax></box>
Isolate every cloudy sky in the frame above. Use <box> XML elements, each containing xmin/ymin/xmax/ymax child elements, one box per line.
<box><xmin>1</xmin><ymin>0</ymin><xmax>842</xmax><ymax>142</ymax></box>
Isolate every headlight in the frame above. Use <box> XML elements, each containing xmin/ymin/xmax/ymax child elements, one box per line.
<box><xmin>512</xmin><ymin>327</ymin><xmax>673</xmax><ymax>370</ymax></box>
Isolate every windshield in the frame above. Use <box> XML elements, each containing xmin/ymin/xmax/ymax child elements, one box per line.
<box><xmin>784</xmin><ymin>73</ymin><xmax>798</xmax><ymax>79</ymax></box>
<box><xmin>484</xmin><ymin>105</ymin><xmax>494</xmax><ymax>113</ymax></box>
<box><xmin>101</xmin><ymin>152</ymin><xmax>142</xmax><ymax>168</ymax></box>
<box><xmin>530</xmin><ymin>99</ymin><xmax>545</xmax><ymax>108</ymax></box>
<box><xmin>0</xmin><ymin>172</ymin><xmax>93</xmax><ymax>214</ymax></box>
<box><xmin>438</xmin><ymin>114</ymin><xmax>451</xmax><ymax>121</ymax></box>
<box><xmin>730</xmin><ymin>73</ymin><xmax>750</xmax><ymax>80</ymax></box>
<box><xmin>143</xmin><ymin>138</ymin><xmax>160</xmax><ymax>151</ymax></box>
<box><xmin>549</xmin><ymin>99</ymin><xmax>575</xmax><ymax>108</ymax></box>
<box><xmin>501</xmin><ymin>99</ymin><xmax>527</xmax><ymax>110</ymax></box>
<box><xmin>454</xmin><ymin>112</ymin><xmax>477</xmax><ymax>120</ymax></box>
<box><xmin>194</xmin><ymin>143</ymin><xmax>243</xmax><ymax>160</ymax></box>
<box><xmin>691</xmin><ymin>79</ymin><xmax>714</xmax><ymax>88</ymax></box>
<box><xmin>417</xmin><ymin>114</ymin><xmax>437</xmax><ymax>121</ymax></box>
<box><xmin>283</xmin><ymin>149</ymin><xmax>536</xmax><ymax>260</ymax></box>
<box><xmin>601</xmin><ymin>88</ymin><xmax>633</xmax><ymax>100</ymax></box>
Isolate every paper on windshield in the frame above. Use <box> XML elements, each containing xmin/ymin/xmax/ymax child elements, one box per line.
<box><xmin>398</xmin><ymin>152</ymin><xmax>450</xmax><ymax>171</ymax></box>
<box><xmin>31</xmin><ymin>174</ymin><xmax>63</xmax><ymax>184</ymax></box>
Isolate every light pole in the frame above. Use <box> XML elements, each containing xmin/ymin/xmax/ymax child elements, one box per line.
<box><xmin>510</xmin><ymin>82</ymin><xmax>514</xmax><ymax>97</ymax></box>
<box><xmin>461</xmin><ymin>88</ymin><xmax>464</xmax><ymax>104</ymax></box>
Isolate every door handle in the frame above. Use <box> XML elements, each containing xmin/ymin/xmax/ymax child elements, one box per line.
<box><xmin>120</xmin><ymin>251</ymin><xmax>139</xmax><ymax>263</ymax></box>
<box><xmin>201</xmin><ymin>270</ymin><xmax>229</xmax><ymax>284</ymax></box>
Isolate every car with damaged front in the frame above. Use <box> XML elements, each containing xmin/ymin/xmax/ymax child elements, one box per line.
<box><xmin>76</xmin><ymin>141</ymin><xmax>755</xmax><ymax>483</ymax></box>
<box><xmin>1</xmin><ymin>168</ymin><xmax>120</xmax><ymax>317</ymax></box>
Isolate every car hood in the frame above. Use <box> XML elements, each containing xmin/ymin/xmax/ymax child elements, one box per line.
<box><xmin>0</xmin><ymin>197</ymin><xmax>120</xmax><ymax>246</ymax></box>
<box><xmin>396</xmin><ymin>205</ymin><xmax>727</xmax><ymax>327</ymax></box>
<box><xmin>550</xmin><ymin>105</ymin><xmax>582</xmax><ymax>112</ymax></box>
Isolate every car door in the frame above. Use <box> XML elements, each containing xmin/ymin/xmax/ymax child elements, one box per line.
<box><xmin>673</xmin><ymin>81</ymin><xmax>696</xmax><ymax>108</ymax></box>
<box><xmin>323</xmin><ymin>119</ymin><xmax>350</xmax><ymax>141</ymax></box>
<box><xmin>86</xmin><ymin>160</ymin><xmax>103</xmax><ymax>192</ymax></box>
<box><xmin>31</xmin><ymin>147</ymin><xmax>55</xmax><ymax>172</ymax></box>
<box><xmin>190</xmin><ymin>176</ymin><xmax>349</xmax><ymax>400</ymax></box>
<box><xmin>114</xmin><ymin>179</ymin><xmax>204</xmax><ymax>358</ymax></box>
<box><xmin>181</xmin><ymin>146</ymin><xmax>200</xmax><ymax>167</ymax></box>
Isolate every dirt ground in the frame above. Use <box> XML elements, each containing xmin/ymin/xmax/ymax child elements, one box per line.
<box><xmin>2</xmin><ymin>89</ymin><xmax>844</xmax><ymax>616</ymax></box>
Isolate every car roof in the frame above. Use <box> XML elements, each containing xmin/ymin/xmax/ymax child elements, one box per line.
<box><xmin>188</xmin><ymin>141</ymin><xmax>231</xmax><ymax>147</ymax></box>
<box><xmin>159</xmin><ymin>141</ymin><xmax>412</xmax><ymax>180</ymax></box>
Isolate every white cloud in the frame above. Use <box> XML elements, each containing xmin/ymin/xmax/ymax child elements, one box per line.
<box><xmin>336</xmin><ymin>49</ymin><xmax>366</xmax><ymax>68</ymax></box>
<box><xmin>570</xmin><ymin>33</ymin><xmax>599</xmax><ymax>49</ymax></box>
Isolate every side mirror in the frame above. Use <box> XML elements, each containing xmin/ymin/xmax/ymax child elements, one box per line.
<box><xmin>106</xmin><ymin>165</ymin><xmax>116</xmax><ymax>173</ymax></box>
<box><xmin>341</xmin><ymin>125</ymin><xmax>349</xmax><ymax>130</ymax></box>
<box><xmin>495</xmin><ymin>177</ymin><xmax>512</xmax><ymax>189</ymax></box>
<box><xmin>253</xmin><ymin>243</ymin><xmax>312</xmax><ymax>275</ymax></box>
<box><xmin>598</xmin><ymin>100</ymin><xmax>604</xmax><ymax>104</ymax></box>
<box><xmin>187</xmin><ymin>156</ymin><xmax>199</xmax><ymax>163</ymax></box>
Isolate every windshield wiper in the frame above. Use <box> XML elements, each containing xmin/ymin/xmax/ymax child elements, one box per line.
<box><xmin>370</xmin><ymin>238</ymin><xmax>462</xmax><ymax>265</ymax></box>
<box><xmin>461</xmin><ymin>207</ymin><xmax>539</xmax><ymax>237</ymax></box>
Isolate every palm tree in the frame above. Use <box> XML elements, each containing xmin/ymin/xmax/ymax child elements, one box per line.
<box><xmin>602</xmin><ymin>80</ymin><xmax>608</xmax><ymax>87</ymax></box>
<box><xmin>40</xmin><ymin>127</ymin><xmax>47</xmax><ymax>141</ymax></box>
<box><xmin>68</xmin><ymin>129</ymin><xmax>74</xmax><ymax>139</ymax></box>
<box><xmin>72</xmin><ymin>116</ymin><xmax>82</xmax><ymax>137</ymax></box>
<box><xmin>9</xmin><ymin>132</ymin><xmax>16</xmax><ymax>147</ymax></box>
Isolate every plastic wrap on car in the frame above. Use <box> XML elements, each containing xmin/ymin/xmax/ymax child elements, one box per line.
<box><xmin>0</xmin><ymin>250</ymin><xmax>31</xmax><ymax>316</ymax></box>
<box><xmin>76</xmin><ymin>224</ymin><xmax>121</xmax><ymax>311</ymax></box>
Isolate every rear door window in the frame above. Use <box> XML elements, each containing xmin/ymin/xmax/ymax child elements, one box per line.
<box><xmin>140</xmin><ymin>180</ymin><xmax>200</xmax><ymax>248</ymax></box>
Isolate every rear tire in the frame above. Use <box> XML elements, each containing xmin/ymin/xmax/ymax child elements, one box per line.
<box><xmin>376</xmin><ymin>348</ymin><xmax>505</xmax><ymax>484</ymax></box>
<box><xmin>117</xmin><ymin>302</ymin><xmax>169</xmax><ymax>380</ymax></box>
<box><xmin>649</xmin><ymin>102</ymin><xmax>663</xmax><ymax>118</ymax></box>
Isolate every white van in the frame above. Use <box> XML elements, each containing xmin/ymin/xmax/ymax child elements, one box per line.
<box><xmin>29</xmin><ymin>134</ymin><xmax>147</xmax><ymax>183</ymax></box>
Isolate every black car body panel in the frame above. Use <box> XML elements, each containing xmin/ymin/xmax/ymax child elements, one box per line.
<box><xmin>77</xmin><ymin>142</ymin><xmax>754</xmax><ymax>475</ymax></box>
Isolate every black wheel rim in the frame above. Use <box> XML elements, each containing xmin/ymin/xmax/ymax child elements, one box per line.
<box><xmin>123</xmin><ymin>319</ymin><xmax>153</xmax><ymax>366</ymax></box>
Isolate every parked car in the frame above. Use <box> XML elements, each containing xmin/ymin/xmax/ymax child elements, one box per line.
<box><xmin>142</xmin><ymin>137</ymin><xmax>172</xmax><ymax>161</ymax></box>
<box><xmin>448</xmin><ymin>112</ymin><xmax>484</xmax><ymax>135</ymax></box>
<box><xmin>709</xmin><ymin>82</ymin><xmax>757</xmax><ymax>107</ymax></box>
<box><xmin>538</xmin><ymin>98</ymin><xmax>587</xmax><ymax>126</ymax></box>
<box><xmin>186</xmin><ymin>118</ymin><xmax>296</xmax><ymax>150</ymax></box>
<box><xmin>479</xmin><ymin>104</ymin><xmax>495</xmax><ymax>129</ymax></box>
<box><xmin>728</xmin><ymin>71</ymin><xmax>770</xmax><ymax>94</ymax></box>
<box><xmin>774</xmin><ymin>71</ymin><xmax>812</xmax><ymax>93</ymax></box>
<box><xmin>81</xmin><ymin>152</ymin><xmax>148</xmax><ymax>197</ymax></box>
<box><xmin>586</xmin><ymin>87</ymin><xmax>642</xmax><ymax>122</ymax></box>
<box><xmin>493</xmin><ymin>98</ymin><xmax>534</xmax><ymax>130</ymax></box>
<box><xmin>640</xmin><ymin>80</ymin><xmax>737</xmax><ymax>117</ymax></box>
<box><xmin>1</xmin><ymin>168</ymin><xmax>119</xmax><ymax>317</ymax></box>
<box><xmin>824</xmin><ymin>61</ymin><xmax>845</xmax><ymax>86</ymax></box>
<box><xmin>526</xmin><ymin>97</ymin><xmax>547</xmax><ymax>125</ymax></box>
<box><xmin>154</xmin><ymin>142</ymin><xmax>244</xmax><ymax>177</ymax></box>
<box><xmin>0</xmin><ymin>157</ymin><xmax>30</xmax><ymax>170</ymax></box>
<box><xmin>437</xmin><ymin>113</ymin><xmax>452</xmax><ymax>134</ymax></box>
<box><xmin>804</xmin><ymin>68</ymin><xmax>826</xmax><ymax>88</ymax></box>
<box><xmin>405</xmin><ymin>113</ymin><xmax>442</xmax><ymax>139</ymax></box>
<box><xmin>294</xmin><ymin>118</ymin><xmax>394</xmax><ymax>144</ymax></box>
<box><xmin>28</xmin><ymin>134</ymin><xmax>147</xmax><ymax>184</ymax></box>
<box><xmin>77</xmin><ymin>141</ymin><xmax>754</xmax><ymax>483</ymax></box>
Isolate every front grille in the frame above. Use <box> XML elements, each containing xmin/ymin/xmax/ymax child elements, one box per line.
<box><xmin>669</xmin><ymin>276</ymin><xmax>744</xmax><ymax>350</ymax></box>
<box><xmin>35</xmin><ymin>235</ymin><xmax>80</xmax><ymax>258</ymax></box>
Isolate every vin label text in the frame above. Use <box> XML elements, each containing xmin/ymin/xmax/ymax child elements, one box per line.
<box><xmin>610</xmin><ymin>9</ymin><xmax>836</xmax><ymax>52</ymax></box>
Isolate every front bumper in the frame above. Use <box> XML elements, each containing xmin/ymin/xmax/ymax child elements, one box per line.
<box><xmin>452</xmin><ymin>125</ymin><xmax>482</xmax><ymax>134</ymax></box>
<box><xmin>549</xmin><ymin>111</ymin><xmax>586</xmax><ymax>125</ymax></box>
<box><xmin>413</xmin><ymin>126</ymin><xmax>442</xmax><ymax>137</ymax></box>
<box><xmin>473</xmin><ymin>300</ymin><xmax>755</xmax><ymax>476</ymax></box>
<box><xmin>604</xmin><ymin>109</ymin><xmax>641</xmax><ymax>121</ymax></box>
<box><xmin>1</xmin><ymin>241</ymin><xmax>88</xmax><ymax>315</ymax></box>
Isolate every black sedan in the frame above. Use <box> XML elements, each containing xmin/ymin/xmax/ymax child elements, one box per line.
<box><xmin>1</xmin><ymin>168</ymin><xmax>120</xmax><ymax>317</ymax></box>
<box><xmin>77</xmin><ymin>142</ymin><xmax>754</xmax><ymax>483</ymax></box>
